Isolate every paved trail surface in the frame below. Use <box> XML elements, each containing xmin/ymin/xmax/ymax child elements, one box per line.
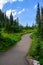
<box><xmin>0</xmin><ymin>34</ymin><xmax>32</xmax><ymax>65</ymax></box>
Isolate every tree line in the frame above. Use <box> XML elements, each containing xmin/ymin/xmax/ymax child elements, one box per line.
<box><xmin>0</xmin><ymin>10</ymin><xmax>23</xmax><ymax>33</ymax></box>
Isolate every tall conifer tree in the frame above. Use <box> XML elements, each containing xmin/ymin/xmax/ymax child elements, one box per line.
<box><xmin>36</xmin><ymin>3</ymin><xmax>41</xmax><ymax>36</ymax></box>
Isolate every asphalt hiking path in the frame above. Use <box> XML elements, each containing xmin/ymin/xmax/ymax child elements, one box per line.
<box><xmin>0</xmin><ymin>34</ymin><xmax>32</xmax><ymax>65</ymax></box>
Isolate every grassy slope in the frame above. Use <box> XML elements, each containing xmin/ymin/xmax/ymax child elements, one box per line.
<box><xmin>0</xmin><ymin>33</ymin><xmax>21</xmax><ymax>52</ymax></box>
<box><xmin>0</xmin><ymin>28</ymin><xmax>34</xmax><ymax>52</ymax></box>
<box><xmin>28</xmin><ymin>32</ymin><xmax>43</xmax><ymax>65</ymax></box>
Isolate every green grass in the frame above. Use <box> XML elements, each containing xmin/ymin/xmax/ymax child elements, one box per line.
<box><xmin>22</xmin><ymin>28</ymin><xmax>35</xmax><ymax>34</ymax></box>
<box><xmin>2</xmin><ymin>33</ymin><xmax>21</xmax><ymax>41</ymax></box>
<box><xmin>0</xmin><ymin>32</ymin><xmax>21</xmax><ymax>52</ymax></box>
<box><xmin>0</xmin><ymin>28</ymin><xmax>34</xmax><ymax>52</ymax></box>
<box><xmin>0</xmin><ymin>38</ymin><xmax>16</xmax><ymax>52</ymax></box>
<box><xmin>28</xmin><ymin>32</ymin><xmax>43</xmax><ymax>65</ymax></box>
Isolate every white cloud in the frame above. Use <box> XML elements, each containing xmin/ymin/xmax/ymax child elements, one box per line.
<box><xmin>0</xmin><ymin>0</ymin><xmax>24</xmax><ymax>10</ymax></box>
<box><xmin>18</xmin><ymin>8</ymin><xmax>25</xmax><ymax>14</ymax></box>
<box><xmin>6</xmin><ymin>9</ymin><xmax>17</xmax><ymax>18</ymax></box>
<box><xmin>34</xmin><ymin>4</ymin><xmax>37</xmax><ymax>9</ymax></box>
<box><xmin>0</xmin><ymin>0</ymin><xmax>8</xmax><ymax>10</ymax></box>
<box><xmin>9</xmin><ymin>0</ymin><xmax>17</xmax><ymax>3</ymax></box>
<box><xmin>6</xmin><ymin>8</ymin><xmax>25</xmax><ymax>18</ymax></box>
<box><xmin>6</xmin><ymin>9</ymin><xmax>12</xmax><ymax>18</ymax></box>
<box><xmin>0</xmin><ymin>0</ymin><xmax>17</xmax><ymax>10</ymax></box>
<box><xmin>12</xmin><ymin>10</ymin><xmax>17</xmax><ymax>16</ymax></box>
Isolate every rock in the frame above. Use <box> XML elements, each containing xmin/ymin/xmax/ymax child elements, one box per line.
<box><xmin>26</xmin><ymin>56</ymin><xmax>40</xmax><ymax>65</ymax></box>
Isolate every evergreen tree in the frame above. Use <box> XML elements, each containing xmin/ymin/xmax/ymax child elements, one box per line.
<box><xmin>0</xmin><ymin>10</ymin><xmax>5</xmax><ymax>28</ymax></box>
<box><xmin>10</xmin><ymin>12</ymin><xmax>13</xmax><ymax>26</ymax></box>
<box><xmin>0</xmin><ymin>10</ymin><xmax>23</xmax><ymax>33</ymax></box>
<box><xmin>36</xmin><ymin>3</ymin><xmax>41</xmax><ymax>36</ymax></box>
<box><xmin>40</xmin><ymin>8</ymin><xmax>43</xmax><ymax>38</ymax></box>
<box><xmin>25</xmin><ymin>23</ymin><xmax>29</xmax><ymax>29</ymax></box>
<box><xmin>13</xmin><ymin>18</ymin><xmax>19</xmax><ymax>32</ymax></box>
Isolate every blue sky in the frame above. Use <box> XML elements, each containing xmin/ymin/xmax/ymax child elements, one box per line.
<box><xmin>0</xmin><ymin>0</ymin><xmax>43</xmax><ymax>26</ymax></box>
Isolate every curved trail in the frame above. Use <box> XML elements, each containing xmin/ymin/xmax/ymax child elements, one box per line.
<box><xmin>0</xmin><ymin>34</ymin><xmax>32</xmax><ymax>65</ymax></box>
